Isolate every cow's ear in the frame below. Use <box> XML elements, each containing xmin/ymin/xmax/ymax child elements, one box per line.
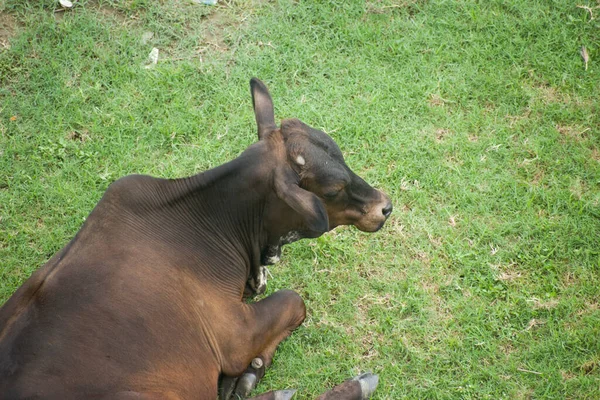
<box><xmin>274</xmin><ymin>168</ymin><xmax>329</xmax><ymax>233</ymax></box>
<box><xmin>250</xmin><ymin>78</ymin><xmax>277</xmax><ymax>140</ymax></box>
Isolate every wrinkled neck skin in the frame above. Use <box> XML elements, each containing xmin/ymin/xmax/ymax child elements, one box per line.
<box><xmin>130</xmin><ymin>140</ymin><xmax>309</xmax><ymax>298</ymax></box>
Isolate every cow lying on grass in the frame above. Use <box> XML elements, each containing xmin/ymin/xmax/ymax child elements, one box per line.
<box><xmin>0</xmin><ymin>79</ymin><xmax>392</xmax><ymax>399</ymax></box>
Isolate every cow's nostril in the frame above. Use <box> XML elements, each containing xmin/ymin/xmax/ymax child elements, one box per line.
<box><xmin>382</xmin><ymin>203</ymin><xmax>393</xmax><ymax>218</ymax></box>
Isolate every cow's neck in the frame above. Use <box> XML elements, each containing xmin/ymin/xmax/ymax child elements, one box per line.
<box><xmin>144</xmin><ymin>144</ymin><xmax>285</xmax><ymax>290</ymax></box>
<box><xmin>125</xmin><ymin>141</ymin><xmax>307</xmax><ymax>296</ymax></box>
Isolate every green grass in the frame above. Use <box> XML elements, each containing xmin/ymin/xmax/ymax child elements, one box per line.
<box><xmin>1</xmin><ymin>0</ymin><xmax>599</xmax><ymax>398</ymax></box>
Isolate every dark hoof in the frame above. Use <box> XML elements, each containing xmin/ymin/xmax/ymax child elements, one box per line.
<box><xmin>220</xmin><ymin>358</ymin><xmax>266</xmax><ymax>399</ymax></box>
<box><xmin>235</xmin><ymin>371</ymin><xmax>258</xmax><ymax>397</ymax></box>
<box><xmin>219</xmin><ymin>375</ymin><xmax>239</xmax><ymax>400</ymax></box>
<box><xmin>219</xmin><ymin>373</ymin><xmax>257</xmax><ymax>399</ymax></box>
<box><xmin>352</xmin><ymin>373</ymin><xmax>379</xmax><ymax>399</ymax></box>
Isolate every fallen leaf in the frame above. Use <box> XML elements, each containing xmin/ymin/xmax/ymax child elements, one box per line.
<box><xmin>580</xmin><ymin>46</ymin><xmax>589</xmax><ymax>71</ymax></box>
<box><xmin>144</xmin><ymin>48</ymin><xmax>159</xmax><ymax>69</ymax></box>
<box><xmin>10</xmin><ymin>116</ymin><xmax>17</xmax><ymax>121</ymax></box>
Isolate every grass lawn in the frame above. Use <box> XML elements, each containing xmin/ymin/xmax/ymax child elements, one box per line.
<box><xmin>1</xmin><ymin>0</ymin><xmax>599</xmax><ymax>398</ymax></box>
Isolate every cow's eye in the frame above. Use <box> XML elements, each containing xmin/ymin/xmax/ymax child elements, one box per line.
<box><xmin>323</xmin><ymin>189</ymin><xmax>341</xmax><ymax>199</ymax></box>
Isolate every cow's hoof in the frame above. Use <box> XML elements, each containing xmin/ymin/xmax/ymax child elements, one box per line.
<box><xmin>234</xmin><ymin>371</ymin><xmax>257</xmax><ymax>397</ymax></box>
<box><xmin>220</xmin><ymin>358</ymin><xmax>266</xmax><ymax>399</ymax></box>
<box><xmin>352</xmin><ymin>373</ymin><xmax>379</xmax><ymax>399</ymax></box>
<box><xmin>219</xmin><ymin>375</ymin><xmax>238</xmax><ymax>400</ymax></box>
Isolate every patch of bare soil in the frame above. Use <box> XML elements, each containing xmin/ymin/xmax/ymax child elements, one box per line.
<box><xmin>150</xmin><ymin>1</ymin><xmax>266</xmax><ymax>62</ymax></box>
<box><xmin>0</xmin><ymin>12</ymin><xmax>19</xmax><ymax>50</ymax></box>
<box><xmin>200</xmin><ymin>8</ymin><xmax>233</xmax><ymax>54</ymax></box>
<box><xmin>197</xmin><ymin>0</ymin><xmax>268</xmax><ymax>55</ymax></box>
<box><xmin>96</xmin><ymin>5</ymin><xmax>130</xmax><ymax>25</ymax></box>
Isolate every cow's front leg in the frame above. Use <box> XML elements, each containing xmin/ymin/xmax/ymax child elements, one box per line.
<box><xmin>220</xmin><ymin>290</ymin><xmax>306</xmax><ymax>399</ymax></box>
<box><xmin>246</xmin><ymin>265</ymin><xmax>269</xmax><ymax>296</ymax></box>
<box><xmin>246</xmin><ymin>245</ymin><xmax>281</xmax><ymax>297</ymax></box>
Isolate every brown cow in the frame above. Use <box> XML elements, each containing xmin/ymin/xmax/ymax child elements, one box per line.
<box><xmin>0</xmin><ymin>79</ymin><xmax>392</xmax><ymax>399</ymax></box>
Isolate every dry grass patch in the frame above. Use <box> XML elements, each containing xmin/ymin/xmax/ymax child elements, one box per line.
<box><xmin>556</xmin><ymin>124</ymin><xmax>590</xmax><ymax>142</ymax></box>
<box><xmin>533</xmin><ymin>84</ymin><xmax>568</xmax><ymax>104</ymax></box>
<box><xmin>569</xmin><ymin>177</ymin><xmax>587</xmax><ymax>200</ymax></box>
<box><xmin>530</xmin><ymin>169</ymin><xmax>545</xmax><ymax>186</ymax></box>
<box><xmin>579</xmin><ymin>358</ymin><xmax>599</xmax><ymax>375</ymax></box>
<box><xmin>435</xmin><ymin>128</ymin><xmax>451</xmax><ymax>142</ymax></box>
<box><xmin>528</xmin><ymin>297</ymin><xmax>559</xmax><ymax>310</ymax></box>
<box><xmin>66</xmin><ymin>129</ymin><xmax>91</xmax><ymax>142</ymax></box>
<box><xmin>506</xmin><ymin>108</ymin><xmax>532</xmax><ymax>127</ymax></box>
<box><xmin>497</xmin><ymin>270</ymin><xmax>522</xmax><ymax>282</ymax></box>
<box><xmin>525</xmin><ymin>81</ymin><xmax>592</xmax><ymax>107</ymax></box>
<box><xmin>429</xmin><ymin>93</ymin><xmax>449</xmax><ymax>107</ymax></box>
<box><xmin>493</xmin><ymin>263</ymin><xmax>525</xmax><ymax>282</ymax></box>
<box><xmin>576</xmin><ymin>301</ymin><xmax>599</xmax><ymax>316</ymax></box>
<box><xmin>364</xmin><ymin>0</ymin><xmax>422</xmax><ymax>14</ymax></box>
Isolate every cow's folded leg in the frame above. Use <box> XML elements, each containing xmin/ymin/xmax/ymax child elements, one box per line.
<box><xmin>243</xmin><ymin>290</ymin><xmax>305</xmax><ymax>372</ymax></box>
<box><xmin>220</xmin><ymin>290</ymin><xmax>306</xmax><ymax>399</ymax></box>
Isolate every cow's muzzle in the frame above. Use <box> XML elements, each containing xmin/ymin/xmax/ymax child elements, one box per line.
<box><xmin>355</xmin><ymin>190</ymin><xmax>393</xmax><ymax>232</ymax></box>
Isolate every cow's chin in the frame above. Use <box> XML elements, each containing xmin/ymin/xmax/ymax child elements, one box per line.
<box><xmin>353</xmin><ymin>216</ymin><xmax>388</xmax><ymax>233</ymax></box>
<box><xmin>325</xmin><ymin>217</ymin><xmax>387</xmax><ymax>233</ymax></box>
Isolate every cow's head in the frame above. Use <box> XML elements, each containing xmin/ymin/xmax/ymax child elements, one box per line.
<box><xmin>250</xmin><ymin>78</ymin><xmax>392</xmax><ymax>239</ymax></box>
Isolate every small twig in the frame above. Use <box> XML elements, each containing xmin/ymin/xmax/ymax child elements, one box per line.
<box><xmin>577</xmin><ymin>5</ymin><xmax>598</xmax><ymax>20</ymax></box>
<box><xmin>521</xmin><ymin>156</ymin><xmax>538</xmax><ymax>165</ymax></box>
<box><xmin>258</xmin><ymin>41</ymin><xmax>276</xmax><ymax>49</ymax></box>
<box><xmin>517</xmin><ymin>367</ymin><xmax>542</xmax><ymax>375</ymax></box>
